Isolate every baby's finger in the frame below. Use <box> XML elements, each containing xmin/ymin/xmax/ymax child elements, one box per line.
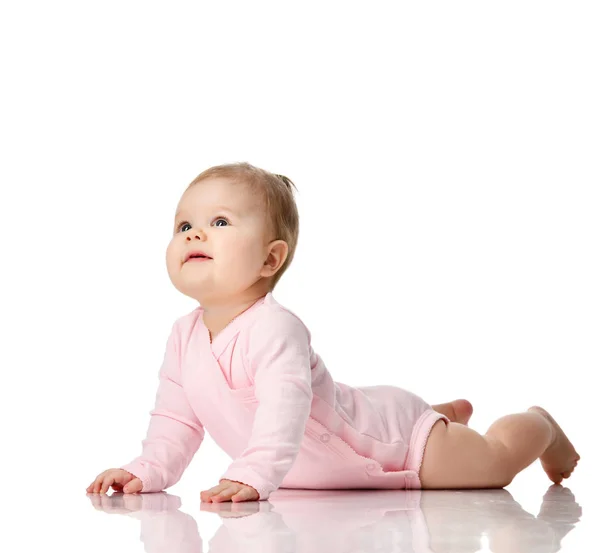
<box><xmin>123</xmin><ymin>478</ymin><xmax>142</xmax><ymax>494</ymax></box>
<box><xmin>231</xmin><ymin>488</ymin><xmax>254</xmax><ymax>502</ymax></box>
<box><xmin>202</xmin><ymin>483</ymin><xmax>222</xmax><ymax>495</ymax></box>
<box><xmin>212</xmin><ymin>484</ymin><xmax>236</xmax><ymax>502</ymax></box>
<box><xmin>87</xmin><ymin>472</ymin><xmax>105</xmax><ymax>493</ymax></box>
<box><xmin>100</xmin><ymin>475</ymin><xmax>115</xmax><ymax>494</ymax></box>
<box><xmin>89</xmin><ymin>476</ymin><xmax>104</xmax><ymax>493</ymax></box>
<box><xmin>201</xmin><ymin>483</ymin><xmax>225</xmax><ymax>502</ymax></box>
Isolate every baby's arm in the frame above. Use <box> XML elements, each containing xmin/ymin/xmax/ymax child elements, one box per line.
<box><xmin>120</xmin><ymin>321</ymin><xmax>205</xmax><ymax>492</ymax></box>
<box><xmin>216</xmin><ymin>309</ymin><xmax>313</xmax><ymax>501</ymax></box>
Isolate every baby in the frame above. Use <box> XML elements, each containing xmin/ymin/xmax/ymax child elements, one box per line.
<box><xmin>87</xmin><ymin>162</ymin><xmax>579</xmax><ymax>503</ymax></box>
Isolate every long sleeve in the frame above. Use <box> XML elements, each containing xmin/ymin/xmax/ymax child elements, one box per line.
<box><xmin>219</xmin><ymin>309</ymin><xmax>313</xmax><ymax>500</ymax></box>
<box><xmin>120</xmin><ymin>321</ymin><xmax>205</xmax><ymax>492</ymax></box>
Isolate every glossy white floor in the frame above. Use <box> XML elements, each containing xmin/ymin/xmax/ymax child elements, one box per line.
<box><xmin>71</xmin><ymin>462</ymin><xmax>592</xmax><ymax>552</ymax></box>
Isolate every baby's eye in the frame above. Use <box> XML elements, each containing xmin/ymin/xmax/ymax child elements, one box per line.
<box><xmin>176</xmin><ymin>217</ymin><xmax>229</xmax><ymax>233</ymax></box>
<box><xmin>213</xmin><ymin>217</ymin><xmax>229</xmax><ymax>227</ymax></box>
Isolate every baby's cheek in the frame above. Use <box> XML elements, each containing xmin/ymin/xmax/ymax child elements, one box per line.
<box><xmin>165</xmin><ymin>247</ymin><xmax>179</xmax><ymax>271</ymax></box>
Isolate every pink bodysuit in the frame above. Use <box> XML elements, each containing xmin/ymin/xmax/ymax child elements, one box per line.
<box><xmin>121</xmin><ymin>292</ymin><xmax>448</xmax><ymax>500</ymax></box>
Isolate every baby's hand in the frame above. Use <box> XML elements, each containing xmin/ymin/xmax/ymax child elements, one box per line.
<box><xmin>87</xmin><ymin>468</ymin><xmax>142</xmax><ymax>494</ymax></box>
<box><xmin>201</xmin><ymin>479</ymin><xmax>259</xmax><ymax>503</ymax></box>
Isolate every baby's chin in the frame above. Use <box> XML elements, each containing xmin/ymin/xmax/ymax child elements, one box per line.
<box><xmin>169</xmin><ymin>267</ymin><xmax>263</xmax><ymax>299</ymax></box>
<box><xmin>173</xmin><ymin>280</ymin><xmax>212</xmax><ymax>300</ymax></box>
<box><xmin>172</xmin><ymin>280</ymin><xmax>240</xmax><ymax>303</ymax></box>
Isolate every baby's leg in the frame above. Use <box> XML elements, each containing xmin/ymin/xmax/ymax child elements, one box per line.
<box><xmin>420</xmin><ymin>406</ymin><xmax>580</xmax><ymax>488</ymax></box>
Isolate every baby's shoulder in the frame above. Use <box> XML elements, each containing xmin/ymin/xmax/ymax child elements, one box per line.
<box><xmin>247</xmin><ymin>301</ymin><xmax>312</xmax><ymax>343</ymax></box>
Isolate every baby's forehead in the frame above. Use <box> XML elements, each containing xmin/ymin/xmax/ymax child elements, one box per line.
<box><xmin>176</xmin><ymin>180</ymin><xmax>262</xmax><ymax>216</ymax></box>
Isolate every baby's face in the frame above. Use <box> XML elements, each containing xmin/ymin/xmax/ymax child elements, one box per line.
<box><xmin>166</xmin><ymin>177</ymin><xmax>273</xmax><ymax>302</ymax></box>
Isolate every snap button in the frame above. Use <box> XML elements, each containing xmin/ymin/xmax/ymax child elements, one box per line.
<box><xmin>319</xmin><ymin>433</ymin><xmax>330</xmax><ymax>443</ymax></box>
<box><xmin>366</xmin><ymin>463</ymin><xmax>376</xmax><ymax>471</ymax></box>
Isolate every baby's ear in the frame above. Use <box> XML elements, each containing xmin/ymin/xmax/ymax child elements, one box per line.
<box><xmin>264</xmin><ymin>240</ymin><xmax>288</xmax><ymax>276</ymax></box>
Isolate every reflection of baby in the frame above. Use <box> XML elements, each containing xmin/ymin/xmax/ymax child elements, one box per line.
<box><xmin>418</xmin><ymin>486</ymin><xmax>581</xmax><ymax>553</ymax></box>
<box><xmin>87</xmin><ymin>485</ymin><xmax>582</xmax><ymax>553</ymax></box>
<box><xmin>87</xmin><ymin>162</ymin><xmax>579</xmax><ymax>502</ymax></box>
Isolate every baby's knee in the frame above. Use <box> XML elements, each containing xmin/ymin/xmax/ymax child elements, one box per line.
<box><xmin>488</xmin><ymin>440</ymin><xmax>516</xmax><ymax>487</ymax></box>
<box><xmin>490</xmin><ymin>470</ymin><xmax>513</xmax><ymax>488</ymax></box>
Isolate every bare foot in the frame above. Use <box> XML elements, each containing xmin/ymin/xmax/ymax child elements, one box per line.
<box><xmin>528</xmin><ymin>406</ymin><xmax>580</xmax><ymax>484</ymax></box>
<box><xmin>432</xmin><ymin>399</ymin><xmax>473</xmax><ymax>425</ymax></box>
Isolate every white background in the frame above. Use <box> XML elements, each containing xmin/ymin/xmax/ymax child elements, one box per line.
<box><xmin>1</xmin><ymin>1</ymin><xmax>598</xmax><ymax>551</ymax></box>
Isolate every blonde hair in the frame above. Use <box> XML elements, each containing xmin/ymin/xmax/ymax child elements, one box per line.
<box><xmin>187</xmin><ymin>162</ymin><xmax>300</xmax><ymax>291</ymax></box>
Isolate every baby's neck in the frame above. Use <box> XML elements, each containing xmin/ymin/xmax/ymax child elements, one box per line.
<box><xmin>201</xmin><ymin>292</ymin><xmax>267</xmax><ymax>341</ymax></box>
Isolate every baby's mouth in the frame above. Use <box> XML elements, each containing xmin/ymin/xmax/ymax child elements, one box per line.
<box><xmin>184</xmin><ymin>251</ymin><xmax>213</xmax><ymax>263</ymax></box>
<box><xmin>185</xmin><ymin>256</ymin><xmax>212</xmax><ymax>263</ymax></box>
